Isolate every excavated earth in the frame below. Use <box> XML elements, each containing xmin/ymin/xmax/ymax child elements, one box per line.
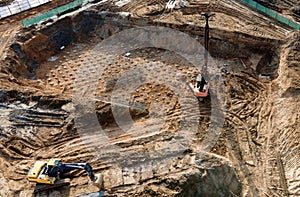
<box><xmin>0</xmin><ymin>0</ymin><xmax>299</xmax><ymax>197</ymax></box>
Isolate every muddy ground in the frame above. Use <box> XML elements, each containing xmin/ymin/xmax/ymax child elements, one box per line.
<box><xmin>0</xmin><ymin>0</ymin><xmax>299</xmax><ymax>197</ymax></box>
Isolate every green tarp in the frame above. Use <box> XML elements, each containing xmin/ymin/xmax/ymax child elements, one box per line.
<box><xmin>240</xmin><ymin>0</ymin><xmax>300</xmax><ymax>30</ymax></box>
<box><xmin>22</xmin><ymin>0</ymin><xmax>86</xmax><ymax>27</ymax></box>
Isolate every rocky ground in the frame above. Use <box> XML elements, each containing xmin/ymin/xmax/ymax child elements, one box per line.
<box><xmin>0</xmin><ymin>0</ymin><xmax>299</xmax><ymax>197</ymax></box>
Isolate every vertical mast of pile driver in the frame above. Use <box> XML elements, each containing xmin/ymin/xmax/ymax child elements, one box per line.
<box><xmin>201</xmin><ymin>13</ymin><xmax>214</xmax><ymax>80</ymax></box>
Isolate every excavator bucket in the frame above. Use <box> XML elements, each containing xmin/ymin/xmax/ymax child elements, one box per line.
<box><xmin>93</xmin><ymin>174</ymin><xmax>103</xmax><ymax>188</ymax></box>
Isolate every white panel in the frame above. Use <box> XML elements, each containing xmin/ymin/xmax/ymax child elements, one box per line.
<box><xmin>39</xmin><ymin>0</ymin><xmax>50</xmax><ymax>4</ymax></box>
<box><xmin>8</xmin><ymin>2</ymin><xmax>21</xmax><ymax>15</ymax></box>
<box><xmin>29</xmin><ymin>0</ymin><xmax>41</xmax><ymax>8</ymax></box>
<box><xmin>0</xmin><ymin>0</ymin><xmax>51</xmax><ymax>20</ymax></box>
<box><xmin>18</xmin><ymin>0</ymin><xmax>30</xmax><ymax>11</ymax></box>
<box><xmin>0</xmin><ymin>6</ymin><xmax>11</xmax><ymax>19</ymax></box>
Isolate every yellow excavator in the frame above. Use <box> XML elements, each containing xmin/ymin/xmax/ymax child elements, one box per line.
<box><xmin>27</xmin><ymin>159</ymin><xmax>103</xmax><ymax>192</ymax></box>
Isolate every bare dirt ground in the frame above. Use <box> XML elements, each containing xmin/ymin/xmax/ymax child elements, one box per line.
<box><xmin>0</xmin><ymin>0</ymin><xmax>299</xmax><ymax>196</ymax></box>
<box><xmin>0</xmin><ymin>0</ymin><xmax>13</xmax><ymax>6</ymax></box>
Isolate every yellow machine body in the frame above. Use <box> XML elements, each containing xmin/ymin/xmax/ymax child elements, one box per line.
<box><xmin>27</xmin><ymin>158</ymin><xmax>101</xmax><ymax>192</ymax></box>
<box><xmin>27</xmin><ymin>159</ymin><xmax>61</xmax><ymax>185</ymax></box>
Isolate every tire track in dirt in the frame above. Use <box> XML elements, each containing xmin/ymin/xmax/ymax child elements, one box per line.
<box><xmin>122</xmin><ymin>0</ymin><xmax>290</xmax><ymax>40</ymax></box>
<box><xmin>0</xmin><ymin>2</ymin><xmax>298</xmax><ymax>196</ymax></box>
<box><xmin>223</xmin><ymin>70</ymin><xmax>289</xmax><ymax>196</ymax></box>
<box><xmin>0</xmin><ymin>24</ymin><xmax>20</xmax><ymax>60</ymax></box>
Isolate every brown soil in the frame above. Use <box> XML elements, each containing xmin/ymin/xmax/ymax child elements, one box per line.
<box><xmin>0</xmin><ymin>0</ymin><xmax>13</xmax><ymax>6</ymax></box>
<box><xmin>0</xmin><ymin>0</ymin><xmax>299</xmax><ymax>197</ymax></box>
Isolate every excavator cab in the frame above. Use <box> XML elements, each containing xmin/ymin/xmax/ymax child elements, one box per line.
<box><xmin>27</xmin><ymin>159</ymin><xmax>58</xmax><ymax>185</ymax></box>
<box><xmin>27</xmin><ymin>159</ymin><xmax>103</xmax><ymax>192</ymax></box>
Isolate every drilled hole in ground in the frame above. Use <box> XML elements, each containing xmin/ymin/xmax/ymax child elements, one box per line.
<box><xmin>3</xmin><ymin>10</ymin><xmax>280</xmax><ymax>84</ymax></box>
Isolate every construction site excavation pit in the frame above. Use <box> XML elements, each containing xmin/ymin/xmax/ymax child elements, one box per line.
<box><xmin>0</xmin><ymin>1</ymin><xmax>299</xmax><ymax>197</ymax></box>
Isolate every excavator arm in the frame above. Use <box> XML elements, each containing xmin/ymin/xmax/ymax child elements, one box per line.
<box><xmin>48</xmin><ymin>162</ymin><xmax>96</xmax><ymax>182</ymax></box>
<box><xmin>27</xmin><ymin>159</ymin><xmax>103</xmax><ymax>193</ymax></box>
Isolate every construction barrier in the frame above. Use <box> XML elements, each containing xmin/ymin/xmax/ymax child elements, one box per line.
<box><xmin>22</xmin><ymin>0</ymin><xmax>86</xmax><ymax>27</ymax></box>
<box><xmin>240</xmin><ymin>0</ymin><xmax>300</xmax><ymax>30</ymax></box>
<box><xmin>20</xmin><ymin>0</ymin><xmax>300</xmax><ymax>30</ymax></box>
<box><xmin>0</xmin><ymin>0</ymin><xmax>51</xmax><ymax>20</ymax></box>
